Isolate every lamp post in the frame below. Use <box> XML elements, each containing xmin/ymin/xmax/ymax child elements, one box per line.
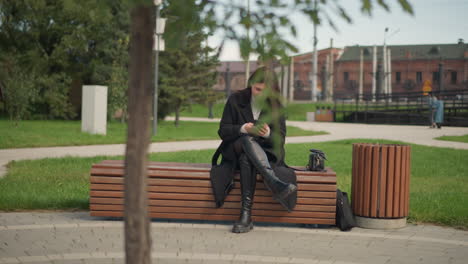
<box><xmin>383</xmin><ymin>27</ymin><xmax>399</xmax><ymax>101</ymax></box>
<box><xmin>152</xmin><ymin>0</ymin><xmax>166</xmax><ymax>136</ymax></box>
<box><xmin>311</xmin><ymin>0</ymin><xmax>318</xmax><ymax>102</ymax></box>
<box><xmin>382</xmin><ymin>27</ymin><xmax>388</xmax><ymax>98</ymax></box>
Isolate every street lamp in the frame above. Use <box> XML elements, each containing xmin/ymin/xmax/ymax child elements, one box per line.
<box><xmin>152</xmin><ymin>0</ymin><xmax>166</xmax><ymax>136</ymax></box>
<box><xmin>383</xmin><ymin>27</ymin><xmax>399</xmax><ymax>101</ymax></box>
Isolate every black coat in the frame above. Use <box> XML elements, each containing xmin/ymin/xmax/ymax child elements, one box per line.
<box><xmin>211</xmin><ymin>87</ymin><xmax>297</xmax><ymax>209</ymax></box>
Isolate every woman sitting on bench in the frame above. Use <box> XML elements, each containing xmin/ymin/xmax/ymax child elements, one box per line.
<box><xmin>217</xmin><ymin>66</ymin><xmax>297</xmax><ymax>233</ymax></box>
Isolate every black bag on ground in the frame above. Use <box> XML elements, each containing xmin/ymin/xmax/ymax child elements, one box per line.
<box><xmin>210</xmin><ymin>143</ymin><xmax>235</xmax><ymax>208</ymax></box>
<box><xmin>307</xmin><ymin>149</ymin><xmax>326</xmax><ymax>171</ymax></box>
<box><xmin>336</xmin><ymin>189</ymin><xmax>356</xmax><ymax>231</ymax></box>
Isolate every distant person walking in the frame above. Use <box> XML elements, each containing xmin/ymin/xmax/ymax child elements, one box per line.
<box><xmin>428</xmin><ymin>92</ymin><xmax>444</xmax><ymax>128</ymax></box>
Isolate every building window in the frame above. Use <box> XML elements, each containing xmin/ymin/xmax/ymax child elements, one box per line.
<box><xmin>433</xmin><ymin>72</ymin><xmax>439</xmax><ymax>83</ymax></box>
<box><xmin>451</xmin><ymin>71</ymin><xmax>457</xmax><ymax>84</ymax></box>
<box><xmin>396</xmin><ymin>72</ymin><xmax>401</xmax><ymax>83</ymax></box>
<box><xmin>416</xmin><ymin>72</ymin><xmax>422</xmax><ymax>83</ymax></box>
<box><xmin>344</xmin><ymin>72</ymin><xmax>349</xmax><ymax>82</ymax></box>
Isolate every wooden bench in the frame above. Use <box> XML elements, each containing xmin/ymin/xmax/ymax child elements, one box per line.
<box><xmin>90</xmin><ymin>160</ymin><xmax>337</xmax><ymax>225</ymax></box>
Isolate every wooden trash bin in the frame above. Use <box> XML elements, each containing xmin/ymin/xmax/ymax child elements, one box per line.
<box><xmin>351</xmin><ymin>143</ymin><xmax>411</xmax><ymax>229</ymax></box>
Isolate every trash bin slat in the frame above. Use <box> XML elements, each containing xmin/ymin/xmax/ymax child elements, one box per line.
<box><xmin>386</xmin><ymin>146</ymin><xmax>395</xmax><ymax>218</ymax></box>
<box><xmin>393</xmin><ymin>146</ymin><xmax>402</xmax><ymax>217</ymax></box>
<box><xmin>370</xmin><ymin>145</ymin><xmax>380</xmax><ymax>217</ymax></box>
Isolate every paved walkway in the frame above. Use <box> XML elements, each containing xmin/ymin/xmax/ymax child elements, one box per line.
<box><xmin>1</xmin><ymin>119</ymin><xmax>468</xmax><ymax>263</ymax></box>
<box><xmin>0</xmin><ymin>212</ymin><xmax>467</xmax><ymax>264</ymax></box>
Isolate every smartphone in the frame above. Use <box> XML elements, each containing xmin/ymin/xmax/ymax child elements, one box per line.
<box><xmin>253</xmin><ymin>120</ymin><xmax>265</xmax><ymax>133</ymax></box>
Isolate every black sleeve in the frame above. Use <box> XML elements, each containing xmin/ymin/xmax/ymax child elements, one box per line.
<box><xmin>218</xmin><ymin>97</ymin><xmax>243</xmax><ymax>142</ymax></box>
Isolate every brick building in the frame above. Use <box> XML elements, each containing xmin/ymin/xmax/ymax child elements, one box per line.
<box><xmin>335</xmin><ymin>41</ymin><xmax>468</xmax><ymax>98</ymax></box>
<box><xmin>215</xmin><ymin>41</ymin><xmax>468</xmax><ymax>101</ymax></box>
<box><xmin>213</xmin><ymin>61</ymin><xmax>259</xmax><ymax>96</ymax></box>
<box><xmin>214</xmin><ymin>49</ymin><xmax>344</xmax><ymax>101</ymax></box>
<box><xmin>289</xmin><ymin>48</ymin><xmax>342</xmax><ymax>100</ymax></box>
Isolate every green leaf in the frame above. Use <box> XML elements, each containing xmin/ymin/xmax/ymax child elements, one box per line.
<box><xmin>360</xmin><ymin>0</ymin><xmax>372</xmax><ymax>15</ymax></box>
<box><xmin>377</xmin><ymin>0</ymin><xmax>390</xmax><ymax>11</ymax></box>
<box><xmin>398</xmin><ymin>0</ymin><xmax>414</xmax><ymax>15</ymax></box>
<box><xmin>338</xmin><ymin>7</ymin><xmax>352</xmax><ymax>23</ymax></box>
<box><xmin>279</xmin><ymin>16</ymin><xmax>289</xmax><ymax>26</ymax></box>
<box><xmin>239</xmin><ymin>37</ymin><xmax>251</xmax><ymax>60</ymax></box>
<box><xmin>290</xmin><ymin>25</ymin><xmax>297</xmax><ymax>37</ymax></box>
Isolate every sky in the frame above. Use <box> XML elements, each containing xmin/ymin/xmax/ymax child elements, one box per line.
<box><xmin>208</xmin><ymin>0</ymin><xmax>468</xmax><ymax>61</ymax></box>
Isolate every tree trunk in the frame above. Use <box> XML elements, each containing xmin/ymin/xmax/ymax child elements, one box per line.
<box><xmin>175</xmin><ymin>105</ymin><xmax>180</xmax><ymax>127</ymax></box>
<box><xmin>208</xmin><ymin>102</ymin><xmax>214</xmax><ymax>119</ymax></box>
<box><xmin>121</xmin><ymin>109</ymin><xmax>127</xmax><ymax>123</ymax></box>
<box><xmin>124</xmin><ymin>4</ymin><xmax>154</xmax><ymax>264</ymax></box>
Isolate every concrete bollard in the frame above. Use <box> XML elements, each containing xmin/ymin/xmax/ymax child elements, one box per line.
<box><xmin>306</xmin><ymin>112</ymin><xmax>315</xmax><ymax>122</ymax></box>
<box><xmin>81</xmin><ymin>85</ymin><xmax>108</xmax><ymax>135</ymax></box>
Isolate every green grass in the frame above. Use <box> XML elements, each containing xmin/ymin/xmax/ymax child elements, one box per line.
<box><xmin>179</xmin><ymin>103</ymin><xmax>225</xmax><ymax>119</ymax></box>
<box><xmin>1</xmin><ymin>139</ymin><xmax>467</xmax><ymax>229</ymax></box>
<box><xmin>0</xmin><ymin>120</ymin><xmax>326</xmax><ymax>149</ymax></box>
<box><xmin>179</xmin><ymin>102</ymin><xmax>335</xmax><ymax>121</ymax></box>
<box><xmin>436</xmin><ymin>134</ymin><xmax>468</xmax><ymax>143</ymax></box>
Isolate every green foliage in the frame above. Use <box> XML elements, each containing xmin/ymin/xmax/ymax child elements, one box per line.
<box><xmin>107</xmin><ymin>37</ymin><xmax>130</xmax><ymax>122</ymax></box>
<box><xmin>159</xmin><ymin>0</ymin><xmax>221</xmax><ymax>126</ymax></box>
<box><xmin>0</xmin><ymin>55</ymin><xmax>38</xmax><ymax>121</ymax></box>
<box><xmin>0</xmin><ymin>0</ymin><xmax>130</xmax><ymax>120</ymax></box>
<box><xmin>0</xmin><ymin>0</ymin><xmax>415</xmax><ymax>122</ymax></box>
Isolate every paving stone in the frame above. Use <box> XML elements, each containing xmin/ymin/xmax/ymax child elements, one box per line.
<box><xmin>1</xmin><ymin>212</ymin><xmax>468</xmax><ymax>264</ymax></box>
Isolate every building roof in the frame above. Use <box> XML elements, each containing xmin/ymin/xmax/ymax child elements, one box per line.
<box><xmin>217</xmin><ymin>61</ymin><xmax>259</xmax><ymax>73</ymax></box>
<box><xmin>292</xmin><ymin>48</ymin><xmax>343</xmax><ymax>58</ymax></box>
<box><xmin>338</xmin><ymin>42</ymin><xmax>468</xmax><ymax>61</ymax></box>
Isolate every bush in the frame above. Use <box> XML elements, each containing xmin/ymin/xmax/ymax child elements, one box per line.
<box><xmin>0</xmin><ymin>56</ymin><xmax>39</xmax><ymax>122</ymax></box>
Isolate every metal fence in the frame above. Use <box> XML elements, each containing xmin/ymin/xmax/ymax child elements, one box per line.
<box><xmin>333</xmin><ymin>89</ymin><xmax>468</xmax><ymax>126</ymax></box>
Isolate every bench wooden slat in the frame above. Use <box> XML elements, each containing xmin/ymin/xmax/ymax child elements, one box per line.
<box><xmin>90</xmin><ymin>204</ymin><xmax>335</xmax><ymax>219</ymax></box>
<box><xmin>90</xmin><ymin>198</ymin><xmax>336</xmax><ymax>212</ymax></box>
<box><xmin>90</xmin><ymin>184</ymin><xmax>336</xmax><ymax>198</ymax></box>
<box><xmin>91</xmin><ymin>168</ymin><xmax>336</xmax><ymax>183</ymax></box>
<box><xmin>89</xmin><ymin>190</ymin><xmax>336</xmax><ymax>205</ymax></box>
<box><xmin>91</xmin><ymin>176</ymin><xmax>336</xmax><ymax>191</ymax></box>
<box><xmin>90</xmin><ymin>210</ymin><xmax>335</xmax><ymax>225</ymax></box>
<box><xmin>89</xmin><ymin>161</ymin><xmax>337</xmax><ymax>225</ymax></box>
<box><xmin>93</xmin><ymin>160</ymin><xmax>337</xmax><ymax>177</ymax></box>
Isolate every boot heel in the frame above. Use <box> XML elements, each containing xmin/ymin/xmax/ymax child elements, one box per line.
<box><xmin>275</xmin><ymin>184</ymin><xmax>297</xmax><ymax>200</ymax></box>
<box><xmin>274</xmin><ymin>184</ymin><xmax>297</xmax><ymax>212</ymax></box>
<box><xmin>232</xmin><ymin>221</ymin><xmax>253</xmax><ymax>233</ymax></box>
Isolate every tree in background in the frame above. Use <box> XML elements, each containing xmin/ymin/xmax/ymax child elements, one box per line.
<box><xmin>0</xmin><ymin>55</ymin><xmax>38</xmax><ymax>123</ymax></box>
<box><xmin>159</xmin><ymin>0</ymin><xmax>220</xmax><ymax>127</ymax></box>
<box><xmin>198</xmin><ymin>36</ymin><xmax>224</xmax><ymax>119</ymax></box>
<box><xmin>108</xmin><ymin>36</ymin><xmax>130</xmax><ymax>123</ymax></box>
<box><xmin>0</xmin><ymin>0</ymin><xmax>130</xmax><ymax>120</ymax></box>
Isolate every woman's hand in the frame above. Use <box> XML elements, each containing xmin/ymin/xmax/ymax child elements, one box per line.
<box><xmin>245</xmin><ymin>122</ymin><xmax>269</xmax><ymax>137</ymax></box>
<box><xmin>244</xmin><ymin>122</ymin><xmax>255</xmax><ymax>135</ymax></box>
<box><xmin>256</xmin><ymin>124</ymin><xmax>270</xmax><ymax>137</ymax></box>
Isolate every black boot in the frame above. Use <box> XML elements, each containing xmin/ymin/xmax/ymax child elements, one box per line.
<box><xmin>232</xmin><ymin>154</ymin><xmax>256</xmax><ymax>233</ymax></box>
<box><xmin>241</xmin><ymin>136</ymin><xmax>297</xmax><ymax>212</ymax></box>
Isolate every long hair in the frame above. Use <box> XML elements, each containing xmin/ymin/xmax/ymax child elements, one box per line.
<box><xmin>247</xmin><ymin>65</ymin><xmax>284</xmax><ymax>128</ymax></box>
<box><xmin>247</xmin><ymin>66</ymin><xmax>280</xmax><ymax>93</ymax></box>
